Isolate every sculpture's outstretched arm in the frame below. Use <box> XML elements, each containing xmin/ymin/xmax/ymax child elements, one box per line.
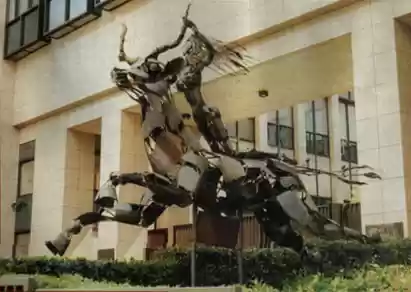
<box><xmin>45</xmin><ymin>201</ymin><xmax>166</xmax><ymax>256</ymax></box>
<box><xmin>110</xmin><ymin>172</ymin><xmax>147</xmax><ymax>187</ymax></box>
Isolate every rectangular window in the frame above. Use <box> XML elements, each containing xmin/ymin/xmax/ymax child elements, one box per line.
<box><xmin>339</xmin><ymin>92</ymin><xmax>358</xmax><ymax>164</ymax></box>
<box><xmin>305</xmin><ymin>99</ymin><xmax>330</xmax><ymax>157</ymax></box>
<box><xmin>43</xmin><ymin>0</ymin><xmax>100</xmax><ymax>39</ymax></box>
<box><xmin>47</xmin><ymin>0</ymin><xmax>66</xmax><ymax>31</ymax></box>
<box><xmin>70</xmin><ymin>0</ymin><xmax>89</xmax><ymax>19</ymax></box>
<box><xmin>6</xmin><ymin>20</ymin><xmax>22</xmax><ymax>55</ymax></box>
<box><xmin>23</xmin><ymin>8</ymin><xmax>39</xmax><ymax>45</ymax></box>
<box><xmin>4</xmin><ymin>0</ymin><xmax>47</xmax><ymax>60</ymax></box>
<box><xmin>227</xmin><ymin>118</ymin><xmax>256</xmax><ymax>152</ymax></box>
<box><xmin>7</xmin><ymin>0</ymin><xmax>17</xmax><ymax>22</ymax></box>
<box><xmin>97</xmin><ymin>248</ymin><xmax>115</xmax><ymax>260</ymax></box>
<box><xmin>92</xmin><ymin>135</ymin><xmax>101</xmax><ymax>232</ymax></box>
<box><xmin>14</xmin><ymin>194</ymin><xmax>33</xmax><ymax>233</ymax></box>
<box><xmin>267</xmin><ymin>108</ymin><xmax>294</xmax><ymax>150</ymax></box>
<box><xmin>13</xmin><ymin>141</ymin><xmax>35</xmax><ymax>257</ymax></box>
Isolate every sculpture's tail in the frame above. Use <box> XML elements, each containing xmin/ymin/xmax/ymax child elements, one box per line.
<box><xmin>208</xmin><ymin>39</ymin><xmax>255</xmax><ymax>76</ymax></box>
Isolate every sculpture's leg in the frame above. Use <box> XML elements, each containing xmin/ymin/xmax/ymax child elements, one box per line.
<box><xmin>140</xmin><ymin>202</ymin><xmax>166</xmax><ymax>228</ymax></box>
<box><xmin>110</xmin><ymin>172</ymin><xmax>147</xmax><ymax>188</ymax></box>
<box><xmin>254</xmin><ymin>200</ymin><xmax>305</xmax><ymax>253</ymax></box>
<box><xmin>45</xmin><ymin>211</ymin><xmax>107</xmax><ymax>256</ymax></box>
<box><xmin>192</xmin><ymin>167</ymin><xmax>221</xmax><ymax>211</ymax></box>
<box><xmin>275</xmin><ymin>189</ymin><xmax>382</xmax><ymax>244</ymax></box>
<box><xmin>175</xmin><ymin>150</ymin><xmax>209</xmax><ymax>199</ymax></box>
<box><xmin>45</xmin><ymin>201</ymin><xmax>159</xmax><ymax>256</ymax></box>
<box><xmin>216</xmin><ymin>155</ymin><xmax>251</xmax><ymax>216</ymax></box>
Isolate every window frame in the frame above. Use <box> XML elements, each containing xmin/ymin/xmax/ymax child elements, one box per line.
<box><xmin>94</xmin><ymin>0</ymin><xmax>132</xmax><ymax>11</ymax></box>
<box><xmin>43</xmin><ymin>0</ymin><xmax>101</xmax><ymax>39</ymax></box>
<box><xmin>4</xmin><ymin>0</ymin><xmax>50</xmax><ymax>61</ymax></box>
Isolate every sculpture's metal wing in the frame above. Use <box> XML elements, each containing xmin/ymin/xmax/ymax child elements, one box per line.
<box><xmin>207</xmin><ymin>38</ymin><xmax>255</xmax><ymax>76</ymax></box>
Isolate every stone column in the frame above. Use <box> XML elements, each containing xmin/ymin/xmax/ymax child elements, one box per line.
<box><xmin>395</xmin><ymin>20</ymin><xmax>411</xmax><ymax>237</ymax></box>
<box><xmin>29</xmin><ymin>117</ymin><xmax>68</xmax><ymax>255</ymax></box>
<box><xmin>351</xmin><ymin>1</ymin><xmax>407</xmax><ymax>235</ymax></box>
<box><xmin>98</xmin><ymin>110</ymin><xmax>151</xmax><ymax>259</ymax></box>
<box><xmin>97</xmin><ymin>110</ymin><xmax>122</xmax><ymax>255</ymax></box>
<box><xmin>293</xmin><ymin>103</ymin><xmax>307</xmax><ymax>165</ymax></box>
<box><xmin>116</xmin><ymin>111</ymin><xmax>149</xmax><ymax>259</ymax></box>
<box><xmin>328</xmin><ymin>94</ymin><xmax>345</xmax><ymax>203</ymax></box>
<box><xmin>62</xmin><ymin>129</ymin><xmax>96</xmax><ymax>259</ymax></box>
<box><xmin>0</xmin><ymin>0</ymin><xmax>18</xmax><ymax>257</ymax></box>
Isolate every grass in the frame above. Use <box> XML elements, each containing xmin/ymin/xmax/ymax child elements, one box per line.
<box><xmin>10</xmin><ymin>264</ymin><xmax>411</xmax><ymax>291</ymax></box>
<box><xmin>245</xmin><ymin>265</ymin><xmax>411</xmax><ymax>292</ymax></box>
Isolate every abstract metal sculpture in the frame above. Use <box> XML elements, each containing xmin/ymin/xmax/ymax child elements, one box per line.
<box><xmin>45</xmin><ymin>6</ymin><xmax>382</xmax><ymax>258</ymax></box>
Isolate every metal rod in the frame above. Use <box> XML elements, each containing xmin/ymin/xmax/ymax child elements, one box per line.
<box><xmin>237</xmin><ymin>208</ymin><xmax>244</xmax><ymax>285</ymax></box>
<box><xmin>324</xmin><ymin>97</ymin><xmax>333</xmax><ymax>218</ymax></box>
<box><xmin>276</xmin><ymin>110</ymin><xmax>280</xmax><ymax>155</ymax></box>
<box><xmin>345</xmin><ymin>93</ymin><xmax>353</xmax><ymax>198</ymax></box>
<box><xmin>190</xmin><ymin>202</ymin><xmax>197</xmax><ymax>287</ymax></box>
<box><xmin>312</xmin><ymin>101</ymin><xmax>320</xmax><ymax>197</ymax></box>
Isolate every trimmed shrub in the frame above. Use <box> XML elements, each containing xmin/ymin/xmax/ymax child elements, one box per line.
<box><xmin>1</xmin><ymin>239</ymin><xmax>411</xmax><ymax>288</ymax></box>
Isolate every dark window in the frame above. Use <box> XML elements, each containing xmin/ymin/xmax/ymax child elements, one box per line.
<box><xmin>306</xmin><ymin>131</ymin><xmax>330</xmax><ymax>157</ymax></box>
<box><xmin>14</xmin><ymin>194</ymin><xmax>33</xmax><ymax>233</ymax></box>
<box><xmin>4</xmin><ymin>0</ymin><xmax>48</xmax><ymax>60</ymax></box>
<box><xmin>227</xmin><ymin>118</ymin><xmax>256</xmax><ymax>152</ymax></box>
<box><xmin>13</xmin><ymin>141</ymin><xmax>35</xmax><ymax>257</ymax></box>
<box><xmin>267</xmin><ymin>124</ymin><xmax>294</xmax><ymax>150</ymax></box>
<box><xmin>341</xmin><ymin>139</ymin><xmax>358</xmax><ymax>164</ymax></box>
<box><xmin>92</xmin><ymin>135</ymin><xmax>101</xmax><ymax>231</ymax></box>
<box><xmin>305</xmin><ymin>99</ymin><xmax>330</xmax><ymax>157</ymax></box>
<box><xmin>43</xmin><ymin>0</ymin><xmax>100</xmax><ymax>39</ymax></box>
<box><xmin>267</xmin><ymin>107</ymin><xmax>294</xmax><ymax>150</ymax></box>
<box><xmin>98</xmin><ymin>248</ymin><xmax>115</xmax><ymax>260</ymax></box>
<box><xmin>339</xmin><ymin>92</ymin><xmax>357</xmax><ymax>164</ymax></box>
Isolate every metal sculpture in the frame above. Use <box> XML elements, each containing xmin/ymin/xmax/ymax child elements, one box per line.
<box><xmin>45</xmin><ymin>6</ymin><xmax>382</xmax><ymax>258</ymax></box>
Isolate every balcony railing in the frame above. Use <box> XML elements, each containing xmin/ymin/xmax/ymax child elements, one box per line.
<box><xmin>267</xmin><ymin>123</ymin><xmax>294</xmax><ymax>150</ymax></box>
<box><xmin>341</xmin><ymin>139</ymin><xmax>358</xmax><ymax>164</ymax></box>
<box><xmin>306</xmin><ymin>131</ymin><xmax>330</xmax><ymax>157</ymax></box>
<box><xmin>144</xmin><ymin>202</ymin><xmax>363</xmax><ymax>260</ymax></box>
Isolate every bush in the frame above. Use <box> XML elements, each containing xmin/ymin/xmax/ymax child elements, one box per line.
<box><xmin>2</xmin><ymin>239</ymin><xmax>411</xmax><ymax>288</ymax></box>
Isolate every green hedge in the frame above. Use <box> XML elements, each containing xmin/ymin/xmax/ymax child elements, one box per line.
<box><xmin>2</xmin><ymin>239</ymin><xmax>411</xmax><ymax>288</ymax></box>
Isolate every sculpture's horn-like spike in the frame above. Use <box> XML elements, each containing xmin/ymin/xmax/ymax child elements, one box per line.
<box><xmin>184</xmin><ymin>1</ymin><xmax>192</xmax><ymax>19</ymax></box>
<box><xmin>118</xmin><ymin>23</ymin><xmax>141</xmax><ymax>65</ymax></box>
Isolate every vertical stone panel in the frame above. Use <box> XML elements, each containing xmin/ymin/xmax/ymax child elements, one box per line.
<box><xmin>352</xmin><ymin>0</ymin><xmax>408</xmax><ymax>235</ymax></box>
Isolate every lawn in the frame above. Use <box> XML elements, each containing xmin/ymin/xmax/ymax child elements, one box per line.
<box><xmin>26</xmin><ymin>264</ymin><xmax>411</xmax><ymax>291</ymax></box>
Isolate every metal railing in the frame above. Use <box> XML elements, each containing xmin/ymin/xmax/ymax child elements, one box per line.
<box><xmin>149</xmin><ymin>202</ymin><xmax>362</xmax><ymax>255</ymax></box>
